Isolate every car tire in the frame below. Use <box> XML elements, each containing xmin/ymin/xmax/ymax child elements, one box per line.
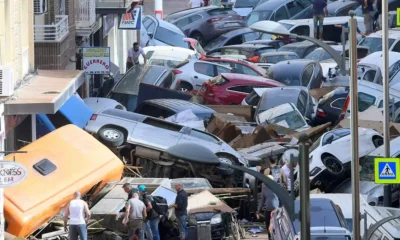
<box><xmin>98</xmin><ymin>127</ymin><xmax>124</xmax><ymax>147</ymax></box>
<box><xmin>372</xmin><ymin>136</ymin><xmax>384</xmax><ymax>148</ymax></box>
<box><xmin>191</xmin><ymin>32</ymin><xmax>204</xmax><ymax>46</ymax></box>
<box><xmin>322</xmin><ymin>154</ymin><xmax>344</xmax><ymax>175</ymax></box>
<box><xmin>180</xmin><ymin>82</ymin><xmax>193</xmax><ymax>92</ymax></box>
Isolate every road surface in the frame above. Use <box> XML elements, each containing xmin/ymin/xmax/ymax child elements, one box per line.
<box><xmin>143</xmin><ymin>0</ymin><xmax>188</xmax><ymax>17</ymax></box>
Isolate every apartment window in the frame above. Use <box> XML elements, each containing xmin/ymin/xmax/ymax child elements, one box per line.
<box><xmin>59</xmin><ymin>0</ymin><xmax>66</xmax><ymax>15</ymax></box>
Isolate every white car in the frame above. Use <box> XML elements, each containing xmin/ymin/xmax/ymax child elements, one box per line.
<box><xmin>241</xmin><ymin>87</ymin><xmax>269</xmax><ymax>106</ymax></box>
<box><xmin>294</xmin><ymin>128</ymin><xmax>383</xmax><ymax>191</ymax></box>
<box><xmin>140</xmin><ymin>15</ymin><xmax>188</xmax><ymax>48</ymax></box>
<box><xmin>83</xmin><ymin>98</ymin><xmax>126</xmax><ymax>114</ymax></box>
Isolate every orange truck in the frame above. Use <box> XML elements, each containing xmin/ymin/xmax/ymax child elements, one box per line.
<box><xmin>4</xmin><ymin>124</ymin><xmax>124</xmax><ymax>237</ymax></box>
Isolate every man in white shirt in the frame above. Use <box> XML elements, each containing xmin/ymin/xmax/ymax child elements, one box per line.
<box><xmin>126</xmin><ymin>42</ymin><xmax>146</xmax><ymax>72</ymax></box>
<box><xmin>124</xmin><ymin>193</ymin><xmax>147</xmax><ymax>240</ymax></box>
<box><xmin>63</xmin><ymin>192</ymin><xmax>91</xmax><ymax>240</ymax></box>
<box><xmin>188</xmin><ymin>0</ymin><xmax>204</xmax><ymax>8</ymax></box>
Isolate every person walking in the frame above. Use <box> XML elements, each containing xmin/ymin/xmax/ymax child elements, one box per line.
<box><xmin>139</xmin><ymin>185</ymin><xmax>161</xmax><ymax>240</ymax></box>
<box><xmin>126</xmin><ymin>42</ymin><xmax>146</xmax><ymax>72</ymax></box>
<box><xmin>263</xmin><ymin>156</ymin><xmax>287</xmax><ymax>190</ymax></box>
<box><xmin>124</xmin><ymin>193</ymin><xmax>147</xmax><ymax>240</ymax></box>
<box><xmin>255</xmin><ymin>175</ymin><xmax>279</xmax><ymax>240</ymax></box>
<box><xmin>312</xmin><ymin>0</ymin><xmax>329</xmax><ymax>40</ymax></box>
<box><xmin>63</xmin><ymin>192</ymin><xmax>91</xmax><ymax>240</ymax></box>
<box><xmin>188</xmin><ymin>0</ymin><xmax>203</xmax><ymax>8</ymax></box>
<box><xmin>360</xmin><ymin>0</ymin><xmax>374</xmax><ymax>34</ymax></box>
<box><xmin>169</xmin><ymin>182</ymin><xmax>188</xmax><ymax>240</ymax></box>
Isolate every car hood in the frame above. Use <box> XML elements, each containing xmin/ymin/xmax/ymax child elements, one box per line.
<box><xmin>320</xmin><ymin>60</ymin><xmax>338</xmax><ymax>77</ymax></box>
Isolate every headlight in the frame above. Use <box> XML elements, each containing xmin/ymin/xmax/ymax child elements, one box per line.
<box><xmin>210</xmin><ymin>213</ymin><xmax>222</xmax><ymax>224</ymax></box>
<box><xmin>240</xmin><ymin>156</ymin><xmax>249</xmax><ymax>167</ymax></box>
<box><xmin>310</xmin><ymin>167</ymin><xmax>322</xmax><ymax>176</ymax></box>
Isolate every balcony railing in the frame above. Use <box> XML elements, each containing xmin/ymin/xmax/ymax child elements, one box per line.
<box><xmin>34</xmin><ymin>15</ymin><xmax>69</xmax><ymax>42</ymax></box>
<box><xmin>76</xmin><ymin>0</ymin><xmax>96</xmax><ymax>28</ymax></box>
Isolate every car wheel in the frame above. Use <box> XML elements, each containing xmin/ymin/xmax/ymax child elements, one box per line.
<box><xmin>372</xmin><ymin>136</ymin><xmax>384</xmax><ymax>148</ymax></box>
<box><xmin>98</xmin><ymin>127</ymin><xmax>124</xmax><ymax>147</ymax></box>
<box><xmin>216</xmin><ymin>153</ymin><xmax>244</xmax><ymax>186</ymax></box>
<box><xmin>180</xmin><ymin>82</ymin><xmax>193</xmax><ymax>92</ymax></box>
<box><xmin>322</xmin><ymin>155</ymin><xmax>344</xmax><ymax>175</ymax></box>
<box><xmin>191</xmin><ymin>32</ymin><xmax>204</xmax><ymax>46</ymax></box>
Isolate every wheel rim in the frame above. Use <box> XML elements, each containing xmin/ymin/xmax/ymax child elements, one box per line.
<box><xmin>323</xmin><ymin>156</ymin><xmax>343</xmax><ymax>173</ymax></box>
<box><xmin>219</xmin><ymin>157</ymin><xmax>232</xmax><ymax>165</ymax></box>
<box><xmin>103</xmin><ymin>129</ymin><xmax>120</xmax><ymax>140</ymax></box>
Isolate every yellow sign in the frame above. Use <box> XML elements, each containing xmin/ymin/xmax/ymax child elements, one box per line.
<box><xmin>398</xmin><ymin>8</ymin><xmax>400</xmax><ymax>26</ymax></box>
<box><xmin>374</xmin><ymin>158</ymin><xmax>400</xmax><ymax>184</ymax></box>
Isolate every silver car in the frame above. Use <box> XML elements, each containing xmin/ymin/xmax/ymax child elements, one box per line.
<box><xmin>85</xmin><ymin>109</ymin><xmax>248</xmax><ymax>177</ymax></box>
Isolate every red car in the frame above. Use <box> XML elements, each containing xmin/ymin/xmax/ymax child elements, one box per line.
<box><xmin>200</xmin><ymin>56</ymin><xmax>266</xmax><ymax>77</ymax></box>
<box><xmin>199</xmin><ymin>73</ymin><xmax>285</xmax><ymax>105</ymax></box>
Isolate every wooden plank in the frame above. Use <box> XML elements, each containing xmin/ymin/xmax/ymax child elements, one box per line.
<box><xmin>185</xmin><ymin>188</ymin><xmax>251</xmax><ymax>195</ymax></box>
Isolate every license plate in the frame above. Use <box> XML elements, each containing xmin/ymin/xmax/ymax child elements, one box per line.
<box><xmin>224</xmin><ymin>22</ymin><xmax>241</xmax><ymax>27</ymax></box>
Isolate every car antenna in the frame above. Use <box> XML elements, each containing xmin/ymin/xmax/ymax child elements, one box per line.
<box><xmin>324</xmin><ymin>216</ymin><xmax>326</xmax><ymax>233</ymax></box>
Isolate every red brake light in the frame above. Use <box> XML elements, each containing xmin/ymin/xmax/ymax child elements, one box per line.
<box><xmin>90</xmin><ymin>114</ymin><xmax>97</xmax><ymax>120</ymax></box>
<box><xmin>208</xmin><ymin>17</ymin><xmax>222</xmax><ymax>23</ymax></box>
<box><xmin>172</xmin><ymin>69</ymin><xmax>182</xmax><ymax>74</ymax></box>
<box><xmin>248</xmin><ymin>56</ymin><xmax>259</xmax><ymax>63</ymax></box>
<box><xmin>316</xmin><ymin>108</ymin><xmax>326</xmax><ymax>118</ymax></box>
<box><xmin>339</xmin><ymin>96</ymin><xmax>350</xmax><ymax>119</ymax></box>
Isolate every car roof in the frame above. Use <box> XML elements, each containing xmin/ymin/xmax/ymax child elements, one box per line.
<box><xmin>260</xmin><ymin>51</ymin><xmax>297</xmax><ymax>56</ymax></box>
<box><xmin>280</xmin><ymin>16</ymin><xmax>364</xmax><ymax>25</ymax></box>
<box><xmin>156</xmin><ymin>16</ymin><xmax>186</xmax><ymax>35</ymax></box>
<box><xmin>327</xmin><ymin>1</ymin><xmax>358</xmax><ymax>14</ymax></box>
<box><xmin>223</xmin><ymin>27</ymin><xmax>254</xmax><ymax>37</ymax></box>
<box><xmin>221</xmin><ymin>44</ymin><xmax>274</xmax><ymax>49</ymax></box>
<box><xmin>167</xmin><ymin>6</ymin><xmax>219</xmax><ymax>19</ymax></box>
<box><xmin>359</xmin><ymin>51</ymin><xmax>400</xmax><ymax>69</ymax></box>
<box><xmin>365</xmin><ymin>28</ymin><xmax>400</xmax><ymax>39</ymax></box>
<box><xmin>293</xmin><ymin>198</ymin><xmax>342</xmax><ymax>232</ymax></box>
<box><xmin>101</xmin><ymin>108</ymin><xmax>147</xmax><ymax>122</ymax></box>
<box><xmin>221</xmin><ymin>73</ymin><xmax>284</xmax><ymax>85</ymax></box>
<box><xmin>142</xmin><ymin>99</ymin><xmax>216</xmax><ymax>113</ymax></box>
<box><xmin>254</xmin><ymin>0</ymin><xmax>289</xmax><ymax>11</ymax></box>
<box><xmin>269</xmin><ymin>59</ymin><xmax>315</xmax><ymax>74</ymax></box>
<box><xmin>280</xmin><ymin>41</ymin><xmax>315</xmax><ymax>47</ymax></box>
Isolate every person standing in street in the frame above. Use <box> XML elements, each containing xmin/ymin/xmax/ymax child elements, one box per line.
<box><xmin>126</xmin><ymin>42</ymin><xmax>146</xmax><ymax>72</ymax></box>
<box><xmin>335</xmin><ymin>21</ymin><xmax>366</xmax><ymax>44</ymax></box>
<box><xmin>188</xmin><ymin>0</ymin><xmax>203</xmax><ymax>8</ymax></box>
<box><xmin>311</xmin><ymin>0</ymin><xmax>329</xmax><ymax>40</ymax></box>
<box><xmin>375</xmin><ymin>0</ymin><xmax>382</xmax><ymax>31</ymax></box>
<box><xmin>139</xmin><ymin>185</ymin><xmax>161</xmax><ymax>240</ymax></box>
<box><xmin>63</xmin><ymin>191</ymin><xmax>91</xmax><ymax>240</ymax></box>
<box><xmin>360</xmin><ymin>0</ymin><xmax>374</xmax><ymax>34</ymax></box>
<box><xmin>263</xmin><ymin>157</ymin><xmax>287</xmax><ymax>190</ymax></box>
<box><xmin>256</xmin><ymin>175</ymin><xmax>279</xmax><ymax>240</ymax></box>
<box><xmin>124</xmin><ymin>193</ymin><xmax>147</xmax><ymax>240</ymax></box>
<box><xmin>169</xmin><ymin>182</ymin><xmax>188</xmax><ymax>240</ymax></box>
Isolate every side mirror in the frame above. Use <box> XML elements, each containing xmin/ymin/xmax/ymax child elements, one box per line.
<box><xmin>148</xmin><ymin>33</ymin><xmax>153</xmax><ymax>38</ymax></box>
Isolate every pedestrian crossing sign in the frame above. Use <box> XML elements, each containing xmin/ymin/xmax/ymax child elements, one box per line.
<box><xmin>374</xmin><ymin>158</ymin><xmax>400</xmax><ymax>184</ymax></box>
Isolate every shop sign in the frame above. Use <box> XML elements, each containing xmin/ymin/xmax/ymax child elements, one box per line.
<box><xmin>0</xmin><ymin>161</ymin><xmax>28</xmax><ymax>187</ymax></box>
<box><xmin>118</xmin><ymin>6</ymin><xmax>142</xmax><ymax>30</ymax></box>
<box><xmin>103</xmin><ymin>14</ymin><xmax>115</xmax><ymax>37</ymax></box>
<box><xmin>82</xmin><ymin>47</ymin><xmax>111</xmax><ymax>74</ymax></box>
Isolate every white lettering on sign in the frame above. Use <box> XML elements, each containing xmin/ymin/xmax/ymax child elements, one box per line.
<box><xmin>0</xmin><ymin>161</ymin><xmax>28</xmax><ymax>187</ymax></box>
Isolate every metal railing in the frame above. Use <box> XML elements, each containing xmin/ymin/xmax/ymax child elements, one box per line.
<box><xmin>76</xmin><ymin>0</ymin><xmax>96</xmax><ymax>28</ymax></box>
<box><xmin>34</xmin><ymin>15</ymin><xmax>69</xmax><ymax>42</ymax></box>
<box><xmin>96</xmin><ymin>0</ymin><xmax>133</xmax><ymax>9</ymax></box>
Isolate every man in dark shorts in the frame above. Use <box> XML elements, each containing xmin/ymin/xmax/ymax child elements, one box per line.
<box><xmin>312</xmin><ymin>0</ymin><xmax>329</xmax><ymax>40</ymax></box>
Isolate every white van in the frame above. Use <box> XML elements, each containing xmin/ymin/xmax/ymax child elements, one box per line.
<box><xmin>277</xmin><ymin>16</ymin><xmax>366</xmax><ymax>43</ymax></box>
<box><xmin>358</xmin><ymin>28</ymin><xmax>400</xmax><ymax>54</ymax></box>
<box><xmin>309</xmin><ymin>193</ymin><xmax>400</xmax><ymax>240</ymax></box>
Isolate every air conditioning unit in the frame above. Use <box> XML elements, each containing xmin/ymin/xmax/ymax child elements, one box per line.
<box><xmin>0</xmin><ymin>65</ymin><xmax>15</xmax><ymax>97</ymax></box>
<box><xmin>34</xmin><ymin>0</ymin><xmax>47</xmax><ymax>14</ymax></box>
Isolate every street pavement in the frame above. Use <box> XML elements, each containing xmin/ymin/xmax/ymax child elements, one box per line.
<box><xmin>143</xmin><ymin>0</ymin><xmax>188</xmax><ymax>17</ymax></box>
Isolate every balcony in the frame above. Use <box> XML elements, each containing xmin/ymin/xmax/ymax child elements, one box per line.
<box><xmin>34</xmin><ymin>15</ymin><xmax>69</xmax><ymax>42</ymax></box>
<box><xmin>96</xmin><ymin>0</ymin><xmax>138</xmax><ymax>14</ymax></box>
<box><xmin>76</xmin><ymin>0</ymin><xmax>96</xmax><ymax>28</ymax></box>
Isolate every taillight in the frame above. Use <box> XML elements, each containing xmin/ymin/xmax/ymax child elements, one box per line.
<box><xmin>248</xmin><ymin>56</ymin><xmax>259</xmax><ymax>63</ymax></box>
<box><xmin>90</xmin><ymin>114</ymin><xmax>97</xmax><ymax>120</ymax></box>
<box><xmin>339</xmin><ymin>96</ymin><xmax>350</xmax><ymax>119</ymax></box>
<box><xmin>316</xmin><ymin>108</ymin><xmax>326</xmax><ymax>117</ymax></box>
<box><xmin>208</xmin><ymin>17</ymin><xmax>222</xmax><ymax>23</ymax></box>
<box><xmin>172</xmin><ymin>69</ymin><xmax>182</xmax><ymax>74</ymax></box>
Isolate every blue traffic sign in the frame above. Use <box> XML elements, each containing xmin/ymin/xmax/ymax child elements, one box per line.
<box><xmin>374</xmin><ymin>158</ymin><xmax>400</xmax><ymax>184</ymax></box>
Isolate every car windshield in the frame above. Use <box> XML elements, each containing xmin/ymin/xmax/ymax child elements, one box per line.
<box><xmin>258</xmin><ymin>104</ymin><xmax>307</xmax><ymax>129</ymax></box>
<box><xmin>305</xmin><ymin>48</ymin><xmax>339</xmax><ymax>61</ymax></box>
<box><xmin>261</xmin><ymin>54</ymin><xmax>298</xmax><ymax>64</ymax></box>
<box><xmin>235</xmin><ymin>0</ymin><xmax>260</xmax><ymax>8</ymax></box>
<box><xmin>358</xmin><ymin>37</ymin><xmax>395</xmax><ymax>53</ymax></box>
<box><xmin>204</xmin><ymin>35</ymin><xmax>228</xmax><ymax>51</ymax></box>
<box><xmin>154</xmin><ymin>27</ymin><xmax>188</xmax><ymax>48</ymax></box>
<box><xmin>310</xmin><ymin>236</ymin><xmax>351</xmax><ymax>240</ymax></box>
<box><xmin>245</xmin><ymin>10</ymin><xmax>272</xmax><ymax>26</ymax></box>
<box><xmin>278</xmin><ymin>46</ymin><xmax>305</xmax><ymax>59</ymax></box>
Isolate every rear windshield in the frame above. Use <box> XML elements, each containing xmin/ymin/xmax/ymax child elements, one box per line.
<box><xmin>261</xmin><ymin>54</ymin><xmax>298</xmax><ymax>64</ymax></box>
<box><xmin>154</xmin><ymin>27</ymin><xmax>188</xmax><ymax>48</ymax></box>
<box><xmin>358</xmin><ymin>37</ymin><xmax>395</xmax><ymax>53</ymax></box>
<box><xmin>204</xmin><ymin>35</ymin><xmax>228</xmax><ymax>50</ymax></box>
<box><xmin>209</xmin><ymin>75</ymin><xmax>228</xmax><ymax>85</ymax></box>
<box><xmin>235</xmin><ymin>0</ymin><xmax>260</xmax><ymax>8</ymax></box>
<box><xmin>278</xmin><ymin>46</ymin><xmax>305</xmax><ymax>59</ymax></box>
<box><xmin>246</xmin><ymin>10</ymin><xmax>272</xmax><ymax>26</ymax></box>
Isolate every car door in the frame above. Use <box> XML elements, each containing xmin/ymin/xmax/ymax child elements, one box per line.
<box><xmin>358</xmin><ymin>64</ymin><xmax>382</xmax><ymax>85</ymax></box>
<box><xmin>286</xmin><ymin>0</ymin><xmax>306</xmax><ymax>18</ymax></box>
<box><xmin>191</xmin><ymin>61</ymin><xmax>231</xmax><ymax>88</ymax></box>
<box><xmin>142</xmin><ymin>16</ymin><xmax>157</xmax><ymax>46</ymax></box>
<box><xmin>178</xmin><ymin>129</ymin><xmax>221</xmax><ymax>152</ymax></box>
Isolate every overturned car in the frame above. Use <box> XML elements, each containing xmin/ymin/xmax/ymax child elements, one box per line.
<box><xmin>85</xmin><ymin>109</ymin><xmax>249</xmax><ymax>187</ymax></box>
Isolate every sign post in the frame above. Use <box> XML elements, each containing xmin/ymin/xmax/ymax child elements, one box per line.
<box><xmin>0</xmin><ymin>152</ymin><xmax>28</xmax><ymax>240</ymax></box>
